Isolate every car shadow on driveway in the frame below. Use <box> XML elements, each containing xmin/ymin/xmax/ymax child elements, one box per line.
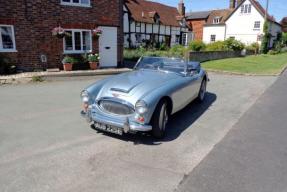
<box><xmin>91</xmin><ymin>92</ymin><xmax>217</xmax><ymax>145</ymax></box>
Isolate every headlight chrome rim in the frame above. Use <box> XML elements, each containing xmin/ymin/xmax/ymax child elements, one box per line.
<box><xmin>135</xmin><ymin>100</ymin><xmax>148</xmax><ymax>114</ymax></box>
<box><xmin>81</xmin><ymin>90</ymin><xmax>90</xmax><ymax>103</ymax></box>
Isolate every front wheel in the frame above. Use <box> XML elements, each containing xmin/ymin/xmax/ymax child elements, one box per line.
<box><xmin>151</xmin><ymin>100</ymin><xmax>169</xmax><ymax>139</ymax></box>
<box><xmin>197</xmin><ymin>79</ymin><xmax>207</xmax><ymax>102</ymax></box>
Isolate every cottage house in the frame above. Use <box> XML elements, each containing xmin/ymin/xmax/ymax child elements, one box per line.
<box><xmin>186</xmin><ymin>0</ymin><xmax>282</xmax><ymax>47</ymax></box>
<box><xmin>0</xmin><ymin>0</ymin><xmax>123</xmax><ymax>71</ymax></box>
<box><xmin>123</xmin><ymin>0</ymin><xmax>192</xmax><ymax>48</ymax></box>
<box><xmin>225</xmin><ymin>0</ymin><xmax>282</xmax><ymax>47</ymax></box>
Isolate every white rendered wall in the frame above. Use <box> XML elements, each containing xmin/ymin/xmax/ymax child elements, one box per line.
<box><xmin>225</xmin><ymin>0</ymin><xmax>264</xmax><ymax>45</ymax></box>
<box><xmin>203</xmin><ymin>25</ymin><xmax>226</xmax><ymax>43</ymax></box>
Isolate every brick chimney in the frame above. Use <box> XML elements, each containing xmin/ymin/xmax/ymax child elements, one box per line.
<box><xmin>178</xmin><ymin>0</ymin><xmax>185</xmax><ymax>16</ymax></box>
<box><xmin>229</xmin><ymin>0</ymin><xmax>236</xmax><ymax>8</ymax></box>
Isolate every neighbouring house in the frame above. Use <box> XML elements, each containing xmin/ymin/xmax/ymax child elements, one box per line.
<box><xmin>186</xmin><ymin>11</ymin><xmax>211</xmax><ymax>41</ymax></box>
<box><xmin>281</xmin><ymin>17</ymin><xmax>287</xmax><ymax>32</ymax></box>
<box><xmin>123</xmin><ymin>0</ymin><xmax>192</xmax><ymax>48</ymax></box>
<box><xmin>186</xmin><ymin>0</ymin><xmax>282</xmax><ymax>47</ymax></box>
<box><xmin>202</xmin><ymin>9</ymin><xmax>234</xmax><ymax>43</ymax></box>
<box><xmin>225</xmin><ymin>0</ymin><xmax>282</xmax><ymax>47</ymax></box>
<box><xmin>0</xmin><ymin>0</ymin><xmax>123</xmax><ymax>71</ymax></box>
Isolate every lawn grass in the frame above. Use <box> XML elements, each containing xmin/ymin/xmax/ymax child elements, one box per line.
<box><xmin>202</xmin><ymin>52</ymin><xmax>287</xmax><ymax>75</ymax></box>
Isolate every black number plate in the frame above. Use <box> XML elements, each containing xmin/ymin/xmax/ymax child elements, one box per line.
<box><xmin>94</xmin><ymin>122</ymin><xmax>123</xmax><ymax>135</ymax></box>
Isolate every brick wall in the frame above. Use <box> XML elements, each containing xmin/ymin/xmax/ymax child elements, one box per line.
<box><xmin>187</xmin><ymin>19</ymin><xmax>206</xmax><ymax>41</ymax></box>
<box><xmin>0</xmin><ymin>0</ymin><xmax>123</xmax><ymax>71</ymax></box>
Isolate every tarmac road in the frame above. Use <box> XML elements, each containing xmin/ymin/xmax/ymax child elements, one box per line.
<box><xmin>0</xmin><ymin>73</ymin><xmax>276</xmax><ymax>192</ymax></box>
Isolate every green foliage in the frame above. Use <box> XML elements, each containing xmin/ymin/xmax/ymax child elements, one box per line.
<box><xmin>124</xmin><ymin>45</ymin><xmax>187</xmax><ymax>61</ymax></box>
<box><xmin>282</xmin><ymin>32</ymin><xmax>287</xmax><ymax>45</ymax></box>
<box><xmin>87</xmin><ymin>53</ymin><xmax>100</xmax><ymax>62</ymax></box>
<box><xmin>205</xmin><ymin>41</ymin><xmax>228</xmax><ymax>51</ymax></box>
<box><xmin>268</xmin><ymin>50</ymin><xmax>279</xmax><ymax>55</ymax></box>
<box><xmin>188</xmin><ymin>40</ymin><xmax>206</xmax><ymax>51</ymax></box>
<box><xmin>31</xmin><ymin>76</ymin><xmax>44</xmax><ymax>82</ymax></box>
<box><xmin>62</xmin><ymin>56</ymin><xmax>78</xmax><ymax>64</ymax></box>
<box><xmin>246</xmin><ymin>42</ymin><xmax>260</xmax><ymax>54</ymax></box>
<box><xmin>260</xmin><ymin>21</ymin><xmax>270</xmax><ymax>54</ymax></box>
<box><xmin>169</xmin><ymin>45</ymin><xmax>186</xmax><ymax>57</ymax></box>
<box><xmin>0</xmin><ymin>54</ymin><xmax>16</xmax><ymax>75</ymax></box>
<box><xmin>224</xmin><ymin>38</ymin><xmax>245</xmax><ymax>51</ymax></box>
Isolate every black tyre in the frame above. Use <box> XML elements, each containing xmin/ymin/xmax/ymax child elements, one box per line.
<box><xmin>151</xmin><ymin>100</ymin><xmax>169</xmax><ymax>139</ymax></box>
<box><xmin>197</xmin><ymin>79</ymin><xmax>207</xmax><ymax>102</ymax></box>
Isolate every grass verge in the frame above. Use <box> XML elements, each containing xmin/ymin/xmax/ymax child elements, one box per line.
<box><xmin>202</xmin><ymin>52</ymin><xmax>287</xmax><ymax>75</ymax></box>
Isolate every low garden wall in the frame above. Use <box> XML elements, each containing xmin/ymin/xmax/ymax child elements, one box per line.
<box><xmin>189</xmin><ymin>51</ymin><xmax>242</xmax><ymax>62</ymax></box>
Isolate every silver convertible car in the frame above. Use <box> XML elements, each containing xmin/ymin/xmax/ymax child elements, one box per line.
<box><xmin>81</xmin><ymin>57</ymin><xmax>208</xmax><ymax>138</ymax></box>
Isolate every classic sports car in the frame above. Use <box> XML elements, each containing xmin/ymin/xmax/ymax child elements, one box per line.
<box><xmin>81</xmin><ymin>57</ymin><xmax>208</xmax><ymax>138</ymax></box>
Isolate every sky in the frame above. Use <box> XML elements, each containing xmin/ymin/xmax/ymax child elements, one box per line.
<box><xmin>153</xmin><ymin>0</ymin><xmax>286</xmax><ymax>21</ymax></box>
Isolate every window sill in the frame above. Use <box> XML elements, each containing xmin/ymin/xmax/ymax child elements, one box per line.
<box><xmin>60</xmin><ymin>3</ymin><xmax>91</xmax><ymax>8</ymax></box>
<box><xmin>0</xmin><ymin>49</ymin><xmax>17</xmax><ymax>53</ymax></box>
<box><xmin>253</xmin><ymin>28</ymin><xmax>261</xmax><ymax>31</ymax></box>
<box><xmin>63</xmin><ymin>50</ymin><xmax>92</xmax><ymax>54</ymax></box>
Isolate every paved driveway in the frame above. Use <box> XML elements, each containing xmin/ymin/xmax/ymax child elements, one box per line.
<box><xmin>0</xmin><ymin>73</ymin><xmax>276</xmax><ymax>192</ymax></box>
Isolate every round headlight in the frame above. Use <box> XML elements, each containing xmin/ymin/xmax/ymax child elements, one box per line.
<box><xmin>81</xmin><ymin>90</ymin><xmax>90</xmax><ymax>103</ymax></box>
<box><xmin>135</xmin><ymin>100</ymin><xmax>148</xmax><ymax>114</ymax></box>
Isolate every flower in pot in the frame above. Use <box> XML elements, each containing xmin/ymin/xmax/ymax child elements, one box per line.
<box><xmin>92</xmin><ymin>27</ymin><xmax>102</xmax><ymax>37</ymax></box>
<box><xmin>88</xmin><ymin>53</ymin><xmax>100</xmax><ymax>70</ymax></box>
<box><xmin>62</xmin><ymin>56</ymin><xmax>77</xmax><ymax>71</ymax></box>
<box><xmin>52</xmin><ymin>26</ymin><xmax>69</xmax><ymax>39</ymax></box>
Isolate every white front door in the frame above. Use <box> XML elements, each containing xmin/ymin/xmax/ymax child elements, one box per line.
<box><xmin>99</xmin><ymin>26</ymin><xmax>118</xmax><ymax>67</ymax></box>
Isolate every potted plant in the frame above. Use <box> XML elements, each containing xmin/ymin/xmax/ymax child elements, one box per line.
<box><xmin>88</xmin><ymin>53</ymin><xmax>100</xmax><ymax>70</ymax></box>
<box><xmin>52</xmin><ymin>26</ymin><xmax>68</xmax><ymax>39</ymax></box>
<box><xmin>92</xmin><ymin>27</ymin><xmax>102</xmax><ymax>37</ymax></box>
<box><xmin>62</xmin><ymin>56</ymin><xmax>77</xmax><ymax>71</ymax></box>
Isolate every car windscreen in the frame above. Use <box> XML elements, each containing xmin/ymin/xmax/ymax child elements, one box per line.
<box><xmin>135</xmin><ymin>57</ymin><xmax>186</xmax><ymax>74</ymax></box>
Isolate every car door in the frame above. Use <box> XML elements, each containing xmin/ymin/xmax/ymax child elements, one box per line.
<box><xmin>171</xmin><ymin>72</ymin><xmax>200</xmax><ymax>112</ymax></box>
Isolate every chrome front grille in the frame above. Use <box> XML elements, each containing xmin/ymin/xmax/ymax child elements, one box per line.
<box><xmin>99</xmin><ymin>99</ymin><xmax>135</xmax><ymax>115</ymax></box>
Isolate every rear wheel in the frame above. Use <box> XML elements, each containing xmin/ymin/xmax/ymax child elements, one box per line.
<box><xmin>151</xmin><ymin>100</ymin><xmax>169</xmax><ymax>139</ymax></box>
<box><xmin>198</xmin><ymin>79</ymin><xmax>207</xmax><ymax>102</ymax></box>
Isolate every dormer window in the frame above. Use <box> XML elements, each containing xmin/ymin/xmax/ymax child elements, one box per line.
<box><xmin>148</xmin><ymin>11</ymin><xmax>160</xmax><ymax>24</ymax></box>
<box><xmin>241</xmin><ymin>4</ymin><xmax>252</xmax><ymax>14</ymax></box>
<box><xmin>61</xmin><ymin>0</ymin><xmax>90</xmax><ymax>7</ymax></box>
<box><xmin>213</xmin><ymin>17</ymin><xmax>221</xmax><ymax>24</ymax></box>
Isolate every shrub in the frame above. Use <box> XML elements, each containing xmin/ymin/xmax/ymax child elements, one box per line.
<box><xmin>88</xmin><ymin>53</ymin><xmax>100</xmax><ymax>62</ymax></box>
<box><xmin>205</xmin><ymin>41</ymin><xmax>228</xmax><ymax>51</ymax></box>
<box><xmin>246</xmin><ymin>42</ymin><xmax>260</xmax><ymax>54</ymax></box>
<box><xmin>0</xmin><ymin>54</ymin><xmax>16</xmax><ymax>75</ymax></box>
<box><xmin>260</xmin><ymin>22</ymin><xmax>270</xmax><ymax>54</ymax></box>
<box><xmin>283</xmin><ymin>32</ymin><xmax>287</xmax><ymax>46</ymax></box>
<box><xmin>268</xmin><ymin>50</ymin><xmax>279</xmax><ymax>55</ymax></box>
<box><xmin>62</xmin><ymin>56</ymin><xmax>79</xmax><ymax>64</ymax></box>
<box><xmin>169</xmin><ymin>45</ymin><xmax>186</xmax><ymax>57</ymax></box>
<box><xmin>188</xmin><ymin>40</ymin><xmax>206</xmax><ymax>51</ymax></box>
<box><xmin>224</xmin><ymin>38</ymin><xmax>245</xmax><ymax>51</ymax></box>
<box><xmin>124</xmin><ymin>49</ymin><xmax>144</xmax><ymax>61</ymax></box>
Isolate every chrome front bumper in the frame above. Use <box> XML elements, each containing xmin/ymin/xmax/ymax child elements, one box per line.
<box><xmin>80</xmin><ymin>108</ymin><xmax>152</xmax><ymax>133</ymax></box>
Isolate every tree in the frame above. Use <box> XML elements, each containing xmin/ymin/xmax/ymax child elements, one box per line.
<box><xmin>260</xmin><ymin>21</ymin><xmax>271</xmax><ymax>54</ymax></box>
<box><xmin>282</xmin><ymin>32</ymin><xmax>287</xmax><ymax>46</ymax></box>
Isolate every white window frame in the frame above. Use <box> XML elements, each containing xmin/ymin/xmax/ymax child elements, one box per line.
<box><xmin>63</xmin><ymin>29</ymin><xmax>92</xmax><ymax>54</ymax></box>
<box><xmin>0</xmin><ymin>25</ymin><xmax>17</xmax><ymax>52</ymax></box>
<box><xmin>210</xmin><ymin>35</ymin><xmax>216</xmax><ymax>42</ymax></box>
<box><xmin>60</xmin><ymin>0</ymin><xmax>91</xmax><ymax>7</ymax></box>
<box><xmin>213</xmin><ymin>17</ymin><xmax>221</xmax><ymax>24</ymax></box>
<box><xmin>254</xmin><ymin>21</ymin><xmax>261</xmax><ymax>30</ymax></box>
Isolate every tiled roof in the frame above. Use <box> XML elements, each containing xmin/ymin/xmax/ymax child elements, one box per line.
<box><xmin>225</xmin><ymin>0</ymin><xmax>280</xmax><ymax>25</ymax></box>
<box><xmin>186</xmin><ymin>11</ymin><xmax>211</xmax><ymax>20</ymax></box>
<box><xmin>125</xmin><ymin>0</ymin><xmax>181</xmax><ymax>27</ymax></box>
<box><xmin>205</xmin><ymin>9</ymin><xmax>234</xmax><ymax>25</ymax></box>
